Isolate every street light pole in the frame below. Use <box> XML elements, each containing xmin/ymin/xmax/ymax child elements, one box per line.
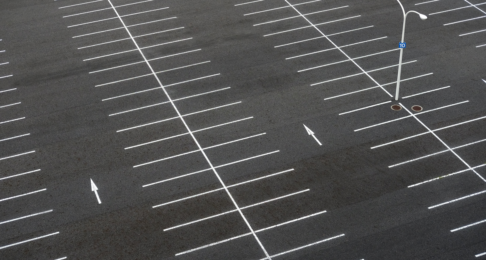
<box><xmin>394</xmin><ymin>0</ymin><xmax>427</xmax><ymax>101</ymax></box>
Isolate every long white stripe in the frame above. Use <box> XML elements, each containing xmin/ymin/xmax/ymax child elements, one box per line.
<box><xmin>451</xmin><ymin>218</ymin><xmax>486</xmax><ymax>232</ymax></box>
<box><xmin>408</xmin><ymin>164</ymin><xmax>486</xmax><ymax>188</ymax></box>
<box><xmin>163</xmin><ymin>189</ymin><xmax>309</xmax><ymax>231</ymax></box>
<box><xmin>0</xmin><ymin>133</ymin><xmax>30</xmax><ymax>143</ymax></box>
<box><xmin>264</xmin><ymin>16</ymin><xmax>361</xmax><ymax>37</ymax></box>
<box><xmin>0</xmin><ymin>150</ymin><xmax>35</xmax><ymax>161</ymax></box>
<box><xmin>0</xmin><ymin>75</ymin><xmax>13</xmax><ymax>80</ymax></box>
<box><xmin>106</xmin><ymin>1</ymin><xmax>270</xmax><ymax>256</ymax></box>
<box><xmin>402</xmin><ymin>86</ymin><xmax>450</xmax><ymax>99</ymax></box>
<box><xmin>176</xmin><ymin>208</ymin><xmax>325</xmax><ymax>256</ymax></box>
<box><xmin>444</xmin><ymin>16</ymin><xmax>486</xmax><ymax>26</ymax></box>
<box><xmin>244</xmin><ymin>0</ymin><xmax>320</xmax><ymax>16</ymax></box>
<box><xmin>429</xmin><ymin>190</ymin><xmax>486</xmax><ymax>209</ymax></box>
<box><xmin>339</xmin><ymin>101</ymin><xmax>391</xmax><ymax>115</ymax></box>
<box><xmin>0</xmin><ymin>232</ymin><xmax>59</xmax><ymax>250</ymax></box>
<box><xmin>59</xmin><ymin>0</ymin><xmax>102</xmax><ymax>9</ymax></box>
<box><xmin>477</xmin><ymin>252</ymin><xmax>486</xmax><ymax>257</ymax></box>
<box><xmin>63</xmin><ymin>0</ymin><xmax>153</xmax><ymax>17</ymax></box>
<box><xmin>0</xmin><ymin>88</ymin><xmax>16</xmax><ymax>94</ymax></box>
<box><xmin>460</xmin><ymin>28</ymin><xmax>486</xmax><ymax>36</ymax></box>
<box><xmin>260</xmin><ymin>234</ymin><xmax>345</xmax><ymax>259</ymax></box>
<box><xmin>254</xmin><ymin>6</ymin><xmax>348</xmax><ymax>26</ymax></box>
<box><xmin>164</xmin><ymin>73</ymin><xmax>220</xmax><ymax>88</ymax></box>
<box><xmin>0</xmin><ymin>102</ymin><xmax>21</xmax><ymax>109</ymax></box>
<box><xmin>429</xmin><ymin>2</ymin><xmax>486</xmax><ymax>15</ymax></box>
<box><xmin>68</xmin><ymin>7</ymin><xmax>169</xmax><ymax>27</ymax></box>
<box><xmin>235</xmin><ymin>0</ymin><xmax>264</xmax><ymax>6</ymax></box>
<box><xmin>0</xmin><ymin>117</ymin><xmax>25</xmax><ymax>125</ymax></box>
<box><xmin>0</xmin><ymin>188</ymin><xmax>46</xmax><ymax>202</ymax></box>
<box><xmin>0</xmin><ymin>210</ymin><xmax>53</xmax><ymax>225</ymax></box>
<box><xmin>0</xmin><ymin>169</ymin><xmax>40</xmax><ymax>181</ymax></box>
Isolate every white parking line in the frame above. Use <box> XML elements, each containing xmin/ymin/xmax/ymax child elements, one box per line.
<box><xmin>244</xmin><ymin>0</ymin><xmax>320</xmax><ymax>16</ymax></box>
<box><xmin>254</xmin><ymin>6</ymin><xmax>348</xmax><ymax>26</ymax></box>
<box><xmin>59</xmin><ymin>0</ymin><xmax>102</xmax><ymax>9</ymax></box>
<box><xmin>402</xmin><ymin>86</ymin><xmax>450</xmax><ymax>99</ymax></box>
<box><xmin>400</xmin><ymin>104</ymin><xmax>486</xmax><ymax>182</ymax></box>
<box><xmin>311</xmin><ymin>60</ymin><xmax>417</xmax><ymax>86</ymax></box>
<box><xmin>150</xmin><ymin>168</ymin><xmax>293</xmax><ymax>204</ymax></box>
<box><xmin>286</xmin><ymin>36</ymin><xmax>387</xmax><ymax>60</ymax></box>
<box><xmin>264</xmin><ymin>15</ymin><xmax>361</xmax><ymax>37</ymax></box>
<box><xmin>176</xmin><ymin>209</ymin><xmax>326</xmax><ymax>256</ymax></box>
<box><xmin>0</xmin><ymin>150</ymin><xmax>35</xmax><ymax>161</ymax></box>
<box><xmin>477</xmin><ymin>252</ymin><xmax>486</xmax><ymax>257</ymax></box>
<box><xmin>0</xmin><ymin>169</ymin><xmax>41</xmax><ymax>181</ymax></box>
<box><xmin>0</xmin><ymin>88</ymin><xmax>16</xmax><ymax>94</ymax></box>
<box><xmin>68</xmin><ymin>7</ymin><xmax>169</xmax><ymax>27</ymax></box>
<box><xmin>83</xmin><ymin>38</ymin><xmax>192</xmax><ymax>61</ymax></box>
<box><xmin>0</xmin><ymin>62</ymin><xmax>9</xmax><ymax>66</ymax></box>
<box><xmin>72</xmin><ymin>17</ymin><xmax>177</xmax><ymax>38</ymax></box>
<box><xmin>299</xmin><ymin>48</ymin><xmax>398</xmax><ymax>72</ymax></box>
<box><xmin>0</xmin><ymin>232</ymin><xmax>59</xmax><ymax>250</ymax></box>
<box><xmin>324</xmin><ymin>73</ymin><xmax>434</xmax><ymax>100</ymax></box>
<box><xmin>0</xmin><ymin>75</ymin><xmax>13</xmax><ymax>80</ymax></box>
<box><xmin>0</xmin><ymin>102</ymin><xmax>21</xmax><ymax>109</ymax></box>
<box><xmin>477</xmin><ymin>43</ymin><xmax>486</xmax><ymax>48</ymax></box>
<box><xmin>0</xmin><ymin>133</ymin><xmax>30</xmax><ymax>143</ymax></box>
<box><xmin>54</xmin><ymin>257</ymin><xmax>67</xmax><ymax>260</ymax></box>
<box><xmin>339</xmin><ymin>101</ymin><xmax>391</xmax><ymax>115</ymax></box>
<box><xmin>389</xmin><ymin>137</ymin><xmax>486</xmax><ymax>168</ymax></box>
<box><xmin>0</xmin><ymin>210</ymin><xmax>53</xmax><ymax>225</ymax></box>
<box><xmin>260</xmin><ymin>234</ymin><xmax>345</xmax><ymax>259</ymax></box>
<box><xmin>126</xmin><ymin>116</ymin><xmax>252</xmax><ymax>149</ymax></box>
<box><xmin>444</xmin><ymin>16</ymin><xmax>486</xmax><ymax>26</ymax></box>
<box><xmin>110</xmin><ymin>87</ymin><xmax>229</xmax><ymax>116</ymax></box>
<box><xmin>355</xmin><ymin>100</ymin><xmax>469</xmax><ymax>132</ymax></box>
<box><xmin>429</xmin><ymin>189</ymin><xmax>486</xmax><ymax>209</ymax></box>
<box><xmin>371</xmin><ymin>115</ymin><xmax>486</xmax><ymax>149</ymax></box>
<box><xmin>235</xmin><ymin>0</ymin><xmax>264</xmax><ymax>6</ymax></box>
<box><xmin>465</xmin><ymin>0</ymin><xmax>486</xmax><ymax>15</ymax></box>
<box><xmin>416</xmin><ymin>0</ymin><xmax>439</xmax><ymax>5</ymax></box>
<box><xmin>429</xmin><ymin>2</ymin><xmax>486</xmax><ymax>15</ymax></box>
<box><xmin>142</xmin><ymin>150</ymin><xmax>279</xmax><ymax>185</ymax></box>
<box><xmin>118</xmin><ymin>101</ymin><xmax>240</xmax><ymax>133</ymax></box>
<box><xmin>63</xmin><ymin>0</ymin><xmax>153</xmax><ymax>17</ymax></box>
<box><xmin>91</xmin><ymin>49</ymin><xmax>200</xmax><ymax>74</ymax></box>
<box><xmin>460</xmin><ymin>28</ymin><xmax>486</xmax><ymax>36</ymax></box>
<box><xmin>163</xmin><ymin>189</ymin><xmax>310</xmax><ymax>231</ymax></box>
<box><xmin>78</xmin><ymin>27</ymin><xmax>184</xmax><ymax>49</ymax></box>
<box><xmin>451</xmin><ymin>218</ymin><xmax>486</xmax><ymax>232</ymax></box>
<box><xmin>408</xmin><ymin>164</ymin><xmax>486</xmax><ymax>188</ymax></box>
<box><xmin>164</xmin><ymin>73</ymin><xmax>221</xmax><ymax>88</ymax></box>
<box><xmin>0</xmin><ymin>188</ymin><xmax>46</xmax><ymax>203</ymax></box>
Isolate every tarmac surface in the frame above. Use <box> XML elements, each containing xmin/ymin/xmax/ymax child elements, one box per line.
<box><xmin>0</xmin><ymin>0</ymin><xmax>485</xmax><ymax>259</ymax></box>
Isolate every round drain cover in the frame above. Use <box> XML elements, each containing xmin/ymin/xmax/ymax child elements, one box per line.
<box><xmin>391</xmin><ymin>104</ymin><xmax>402</xmax><ymax>111</ymax></box>
<box><xmin>411</xmin><ymin>105</ymin><xmax>423</xmax><ymax>112</ymax></box>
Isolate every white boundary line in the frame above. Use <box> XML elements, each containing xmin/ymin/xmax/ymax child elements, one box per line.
<box><xmin>63</xmin><ymin>0</ymin><xmax>153</xmax><ymax>17</ymax></box>
<box><xmin>244</xmin><ymin>0</ymin><xmax>320</xmax><ymax>16</ymax></box>
<box><xmin>59</xmin><ymin>0</ymin><xmax>102</xmax><ymax>9</ymax></box>
<box><xmin>0</xmin><ymin>188</ymin><xmax>46</xmax><ymax>202</ymax></box>
<box><xmin>416</xmin><ymin>0</ymin><xmax>439</xmax><ymax>5</ymax></box>
<box><xmin>451</xmin><ymin>218</ymin><xmax>486</xmax><ymax>232</ymax></box>
<box><xmin>253</xmin><ymin>6</ymin><xmax>348</xmax><ymax>27</ymax></box>
<box><xmin>0</xmin><ymin>169</ymin><xmax>41</xmax><ymax>181</ymax></box>
<box><xmin>402</xmin><ymin>86</ymin><xmax>450</xmax><ymax>99</ymax></box>
<box><xmin>0</xmin><ymin>117</ymin><xmax>25</xmax><ymax>125</ymax></box>
<box><xmin>429</xmin><ymin>2</ymin><xmax>486</xmax><ymax>15</ymax></box>
<box><xmin>429</xmin><ymin>189</ymin><xmax>486</xmax><ymax>209</ymax></box>
<box><xmin>68</xmin><ymin>7</ymin><xmax>169</xmax><ymax>28</ymax></box>
<box><xmin>0</xmin><ymin>150</ymin><xmax>35</xmax><ymax>161</ymax></box>
<box><xmin>0</xmin><ymin>88</ymin><xmax>17</xmax><ymax>94</ymax></box>
<box><xmin>106</xmin><ymin>0</ymin><xmax>271</xmax><ymax>257</ymax></box>
<box><xmin>0</xmin><ymin>232</ymin><xmax>59</xmax><ymax>250</ymax></box>
<box><xmin>0</xmin><ymin>75</ymin><xmax>13</xmax><ymax>80</ymax></box>
<box><xmin>0</xmin><ymin>102</ymin><xmax>21</xmax><ymax>109</ymax></box>
<box><xmin>235</xmin><ymin>0</ymin><xmax>264</xmax><ymax>6</ymax></box>
<box><xmin>0</xmin><ymin>133</ymin><xmax>30</xmax><ymax>143</ymax></box>
<box><xmin>0</xmin><ymin>210</ymin><xmax>53</xmax><ymax>225</ymax></box>
<box><xmin>460</xmin><ymin>28</ymin><xmax>486</xmax><ymax>36</ymax></box>
<box><xmin>477</xmin><ymin>252</ymin><xmax>486</xmax><ymax>257</ymax></box>
<box><xmin>260</xmin><ymin>234</ymin><xmax>345</xmax><ymax>259</ymax></box>
<box><xmin>444</xmin><ymin>15</ymin><xmax>486</xmax><ymax>26</ymax></box>
<box><xmin>339</xmin><ymin>101</ymin><xmax>391</xmax><ymax>115</ymax></box>
<box><xmin>263</xmin><ymin>15</ymin><xmax>361</xmax><ymax>37</ymax></box>
<box><xmin>408</xmin><ymin>164</ymin><xmax>486</xmax><ymax>188</ymax></box>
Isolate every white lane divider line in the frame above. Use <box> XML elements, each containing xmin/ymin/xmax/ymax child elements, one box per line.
<box><xmin>311</xmin><ymin>60</ymin><xmax>417</xmax><ymax>86</ymax></box>
<box><xmin>151</xmin><ymin>169</ymin><xmax>294</xmax><ymax>204</ymax></box>
<box><xmin>0</xmin><ymin>150</ymin><xmax>35</xmax><ymax>161</ymax></box>
<box><xmin>244</xmin><ymin>0</ymin><xmax>319</xmax><ymax>16</ymax></box>
<box><xmin>354</xmin><ymin>100</ymin><xmax>469</xmax><ymax>132</ymax></box>
<box><xmin>324</xmin><ymin>73</ymin><xmax>433</xmax><ymax>100</ymax></box>
<box><xmin>125</xmin><ymin>116</ymin><xmax>252</xmax><ymax>149</ymax></box>
<box><xmin>390</xmin><ymin>138</ymin><xmax>486</xmax><ymax>168</ymax></box>
<box><xmin>429</xmin><ymin>189</ymin><xmax>486</xmax><ymax>209</ymax></box>
<box><xmin>59</xmin><ymin>0</ymin><xmax>102</xmax><ymax>9</ymax></box>
<box><xmin>72</xmin><ymin>17</ymin><xmax>177</xmax><ymax>38</ymax></box>
<box><xmin>68</xmin><ymin>7</ymin><xmax>169</xmax><ymax>28</ymax></box>
<box><xmin>259</xmin><ymin>234</ymin><xmax>345</xmax><ymax>259</ymax></box>
<box><xmin>176</xmin><ymin>209</ymin><xmax>326</xmax><ymax>256</ymax></box>
<box><xmin>163</xmin><ymin>189</ymin><xmax>310</xmax><ymax>231</ymax></box>
<box><xmin>0</xmin><ymin>210</ymin><xmax>53</xmax><ymax>225</ymax></box>
<box><xmin>135</xmin><ymin>133</ymin><xmax>266</xmax><ymax>168</ymax></box>
<box><xmin>298</xmin><ymin>48</ymin><xmax>398</xmax><ymax>72</ymax></box>
<box><xmin>91</xmin><ymin>49</ymin><xmax>200</xmax><ymax>74</ymax></box>
<box><xmin>408</xmin><ymin>164</ymin><xmax>486</xmax><ymax>188</ymax></box>
<box><xmin>141</xmin><ymin>150</ymin><xmax>280</xmax><ymax>186</ymax></box>
<box><xmin>286</xmin><ymin>36</ymin><xmax>387</xmax><ymax>59</ymax></box>
<box><xmin>451</xmin><ymin>218</ymin><xmax>486</xmax><ymax>232</ymax></box>
<box><xmin>0</xmin><ymin>232</ymin><xmax>59</xmax><ymax>250</ymax></box>
<box><xmin>0</xmin><ymin>188</ymin><xmax>46</xmax><ymax>203</ymax></box>
<box><xmin>107</xmin><ymin>0</ymin><xmax>271</xmax><ymax>256</ymax></box>
<box><xmin>371</xmin><ymin>115</ymin><xmax>486</xmax><ymax>149</ymax></box>
<box><xmin>63</xmin><ymin>0</ymin><xmax>153</xmax><ymax>17</ymax></box>
<box><xmin>400</xmin><ymin>104</ymin><xmax>486</xmax><ymax>182</ymax></box>
<box><xmin>253</xmin><ymin>6</ymin><xmax>348</xmax><ymax>26</ymax></box>
<box><xmin>83</xmin><ymin>38</ymin><xmax>192</xmax><ymax>61</ymax></box>
<box><xmin>264</xmin><ymin>15</ymin><xmax>361</xmax><ymax>37</ymax></box>
<box><xmin>0</xmin><ymin>168</ymin><xmax>40</xmax><ymax>181</ymax></box>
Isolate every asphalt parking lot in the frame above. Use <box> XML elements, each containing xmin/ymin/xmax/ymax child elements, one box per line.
<box><xmin>0</xmin><ymin>0</ymin><xmax>485</xmax><ymax>259</ymax></box>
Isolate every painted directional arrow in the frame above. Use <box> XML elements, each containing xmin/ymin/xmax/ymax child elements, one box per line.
<box><xmin>303</xmin><ymin>124</ymin><xmax>322</xmax><ymax>146</ymax></box>
<box><xmin>90</xmin><ymin>178</ymin><xmax>102</xmax><ymax>204</ymax></box>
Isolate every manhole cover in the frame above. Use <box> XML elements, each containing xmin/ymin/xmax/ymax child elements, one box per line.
<box><xmin>391</xmin><ymin>104</ymin><xmax>402</xmax><ymax>111</ymax></box>
<box><xmin>411</xmin><ymin>105</ymin><xmax>423</xmax><ymax>112</ymax></box>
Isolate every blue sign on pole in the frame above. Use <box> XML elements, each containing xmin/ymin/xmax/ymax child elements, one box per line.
<box><xmin>399</xmin><ymin>42</ymin><xmax>406</xmax><ymax>48</ymax></box>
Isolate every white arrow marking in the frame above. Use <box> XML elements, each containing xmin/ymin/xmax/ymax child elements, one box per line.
<box><xmin>303</xmin><ymin>124</ymin><xmax>322</xmax><ymax>146</ymax></box>
<box><xmin>90</xmin><ymin>178</ymin><xmax>102</xmax><ymax>204</ymax></box>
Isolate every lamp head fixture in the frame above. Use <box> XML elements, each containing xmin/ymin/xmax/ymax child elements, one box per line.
<box><xmin>419</xmin><ymin>13</ymin><xmax>428</xmax><ymax>20</ymax></box>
